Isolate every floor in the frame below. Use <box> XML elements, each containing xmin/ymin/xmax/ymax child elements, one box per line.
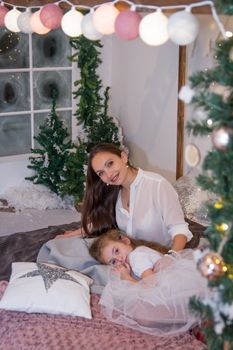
<box><xmin>0</xmin><ymin>209</ymin><xmax>81</xmax><ymax>237</ymax></box>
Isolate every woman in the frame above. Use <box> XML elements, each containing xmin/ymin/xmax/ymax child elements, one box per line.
<box><xmin>58</xmin><ymin>143</ymin><xmax>193</xmax><ymax>255</ymax></box>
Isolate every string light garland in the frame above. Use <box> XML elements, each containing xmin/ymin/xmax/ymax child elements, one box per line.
<box><xmin>0</xmin><ymin>0</ymin><xmax>227</xmax><ymax>44</ymax></box>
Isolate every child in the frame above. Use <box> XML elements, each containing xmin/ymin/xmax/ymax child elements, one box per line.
<box><xmin>89</xmin><ymin>229</ymin><xmax>208</xmax><ymax>336</ymax></box>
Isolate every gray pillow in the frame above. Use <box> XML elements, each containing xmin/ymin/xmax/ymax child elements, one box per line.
<box><xmin>37</xmin><ymin>236</ymin><xmax>110</xmax><ymax>294</ymax></box>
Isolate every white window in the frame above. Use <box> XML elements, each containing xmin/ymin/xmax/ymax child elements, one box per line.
<box><xmin>0</xmin><ymin>28</ymin><xmax>72</xmax><ymax>158</ymax></box>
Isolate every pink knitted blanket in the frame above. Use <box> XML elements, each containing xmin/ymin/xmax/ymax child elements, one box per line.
<box><xmin>0</xmin><ymin>281</ymin><xmax>204</xmax><ymax>350</ymax></box>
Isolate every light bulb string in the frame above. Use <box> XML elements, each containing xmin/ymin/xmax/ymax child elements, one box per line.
<box><xmin>209</xmin><ymin>1</ymin><xmax>227</xmax><ymax>39</ymax></box>
<box><xmin>0</xmin><ymin>0</ymin><xmax>217</xmax><ymax>11</ymax></box>
<box><xmin>0</xmin><ymin>0</ymin><xmax>227</xmax><ymax>39</ymax></box>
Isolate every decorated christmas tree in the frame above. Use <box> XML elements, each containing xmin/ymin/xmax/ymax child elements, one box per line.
<box><xmin>181</xmin><ymin>3</ymin><xmax>233</xmax><ymax>349</ymax></box>
<box><xmin>59</xmin><ymin>36</ymin><xmax>123</xmax><ymax>203</ymax></box>
<box><xmin>26</xmin><ymin>88</ymin><xmax>73</xmax><ymax>194</ymax></box>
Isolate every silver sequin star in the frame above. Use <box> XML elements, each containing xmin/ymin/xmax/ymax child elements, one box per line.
<box><xmin>19</xmin><ymin>263</ymin><xmax>81</xmax><ymax>292</ymax></box>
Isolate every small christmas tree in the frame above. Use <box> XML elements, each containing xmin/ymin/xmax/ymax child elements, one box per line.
<box><xmin>26</xmin><ymin>88</ymin><xmax>73</xmax><ymax>194</ymax></box>
<box><xmin>58</xmin><ymin>142</ymin><xmax>88</xmax><ymax>204</ymax></box>
<box><xmin>59</xmin><ymin>36</ymin><xmax>123</xmax><ymax>203</ymax></box>
<box><xmin>183</xmin><ymin>4</ymin><xmax>233</xmax><ymax>349</ymax></box>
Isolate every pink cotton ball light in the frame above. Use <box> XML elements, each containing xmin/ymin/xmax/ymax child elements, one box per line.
<box><xmin>0</xmin><ymin>5</ymin><xmax>9</xmax><ymax>27</ymax></box>
<box><xmin>115</xmin><ymin>10</ymin><xmax>141</xmax><ymax>40</ymax></box>
<box><xmin>40</xmin><ymin>4</ymin><xmax>63</xmax><ymax>29</ymax></box>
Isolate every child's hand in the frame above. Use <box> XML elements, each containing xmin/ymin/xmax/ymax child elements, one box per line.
<box><xmin>114</xmin><ymin>263</ymin><xmax>131</xmax><ymax>280</ymax></box>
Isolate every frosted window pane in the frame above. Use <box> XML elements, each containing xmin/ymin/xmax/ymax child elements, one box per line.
<box><xmin>32</xmin><ymin>29</ymin><xmax>71</xmax><ymax>67</ymax></box>
<box><xmin>0</xmin><ymin>28</ymin><xmax>29</xmax><ymax>69</ymax></box>
<box><xmin>0</xmin><ymin>72</ymin><xmax>30</xmax><ymax>112</ymax></box>
<box><xmin>0</xmin><ymin>115</ymin><xmax>31</xmax><ymax>157</ymax></box>
<box><xmin>34</xmin><ymin>110</ymin><xmax>72</xmax><ymax>148</ymax></box>
<box><xmin>33</xmin><ymin>70</ymin><xmax>72</xmax><ymax>110</ymax></box>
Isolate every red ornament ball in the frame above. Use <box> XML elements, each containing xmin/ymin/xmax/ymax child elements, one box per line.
<box><xmin>40</xmin><ymin>4</ymin><xmax>63</xmax><ymax>29</ymax></box>
<box><xmin>0</xmin><ymin>6</ymin><xmax>9</xmax><ymax>27</ymax></box>
<box><xmin>115</xmin><ymin>10</ymin><xmax>141</xmax><ymax>40</ymax></box>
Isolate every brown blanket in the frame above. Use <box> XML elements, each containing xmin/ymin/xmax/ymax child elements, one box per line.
<box><xmin>0</xmin><ymin>221</ymin><xmax>81</xmax><ymax>281</ymax></box>
<box><xmin>0</xmin><ymin>218</ymin><xmax>205</xmax><ymax>281</ymax></box>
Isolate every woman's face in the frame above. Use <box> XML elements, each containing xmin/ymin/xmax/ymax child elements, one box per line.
<box><xmin>101</xmin><ymin>239</ymin><xmax>133</xmax><ymax>266</ymax></box>
<box><xmin>91</xmin><ymin>151</ymin><xmax>128</xmax><ymax>186</ymax></box>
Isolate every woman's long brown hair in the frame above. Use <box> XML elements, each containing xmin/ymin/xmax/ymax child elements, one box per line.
<box><xmin>89</xmin><ymin>229</ymin><xmax>169</xmax><ymax>264</ymax></box>
<box><xmin>82</xmin><ymin>143</ymin><xmax>124</xmax><ymax>236</ymax></box>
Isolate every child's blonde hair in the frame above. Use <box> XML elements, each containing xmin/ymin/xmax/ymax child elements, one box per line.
<box><xmin>89</xmin><ymin>229</ymin><xmax>169</xmax><ymax>264</ymax></box>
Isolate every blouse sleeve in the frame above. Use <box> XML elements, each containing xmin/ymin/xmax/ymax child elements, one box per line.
<box><xmin>157</xmin><ymin>178</ymin><xmax>193</xmax><ymax>242</ymax></box>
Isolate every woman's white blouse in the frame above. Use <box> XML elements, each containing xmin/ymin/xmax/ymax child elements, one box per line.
<box><xmin>116</xmin><ymin>169</ymin><xmax>193</xmax><ymax>247</ymax></box>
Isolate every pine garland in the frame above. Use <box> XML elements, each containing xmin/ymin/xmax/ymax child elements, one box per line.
<box><xmin>59</xmin><ymin>36</ymin><xmax>123</xmax><ymax>203</ymax></box>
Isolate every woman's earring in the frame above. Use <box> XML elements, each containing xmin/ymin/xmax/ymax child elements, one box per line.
<box><xmin>106</xmin><ymin>183</ymin><xmax>109</xmax><ymax>186</ymax></box>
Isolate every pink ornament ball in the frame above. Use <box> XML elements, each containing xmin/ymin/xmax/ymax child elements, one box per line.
<box><xmin>115</xmin><ymin>10</ymin><xmax>141</xmax><ymax>40</ymax></box>
<box><xmin>40</xmin><ymin>4</ymin><xmax>63</xmax><ymax>29</ymax></box>
<box><xmin>0</xmin><ymin>6</ymin><xmax>9</xmax><ymax>27</ymax></box>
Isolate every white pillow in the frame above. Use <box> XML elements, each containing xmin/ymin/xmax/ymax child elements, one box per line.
<box><xmin>0</xmin><ymin>262</ymin><xmax>92</xmax><ymax>318</ymax></box>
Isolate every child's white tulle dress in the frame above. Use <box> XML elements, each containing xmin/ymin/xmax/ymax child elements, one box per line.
<box><xmin>99</xmin><ymin>248</ymin><xmax>208</xmax><ymax>336</ymax></box>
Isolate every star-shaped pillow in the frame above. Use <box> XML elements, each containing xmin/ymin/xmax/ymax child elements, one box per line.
<box><xmin>0</xmin><ymin>262</ymin><xmax>92</xmax><ymax>318</ymax></box>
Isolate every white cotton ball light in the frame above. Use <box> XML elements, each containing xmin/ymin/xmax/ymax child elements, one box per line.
<box><xmin>92</xmin><ymin>3</ymin><xmax>119</xmax><ymax>35</ymax></box>
<box><xmin>168</xmin><ymin>9</ymin><xmax>199</xmax><ymax>46</ymax></box>
<box><xmin>4</xmin><ymin>8</ymin><xmax>21</xmax><ymax>33</ymax></box>
<box><xmin>30</xmin><ymin>10</ymin><xmax>51</xmax><ymax>35</ymax></box>
<box><xmin>139</xmin><ymin>10</ymin><xmax>169</xmax><ymax>46</ymax></box>
<box><xmin>81</xmin><ymin>12</ymin><xmax>103</xmax><ymax>41</ymax></box>
<box><xmin>61</xmin><ymin>8</ymin><xmax>83</xmax><ymax>37</ymax></box>
<box><xmin>17</xmin><ymin>10</ymin><xmax>33</xmax><ymax>34</ymax></box>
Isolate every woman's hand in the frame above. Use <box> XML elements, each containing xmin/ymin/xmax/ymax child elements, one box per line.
<box><xmin>55</xmin><ymin>228</ymin><xmax>83</xmax><ymax>239</ymax></box>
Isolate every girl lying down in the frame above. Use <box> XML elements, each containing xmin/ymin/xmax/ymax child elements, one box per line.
<box><xmin>89</xmin><ymin>229</ymin><xmax>208</xmax><ymax>336</ymax></box>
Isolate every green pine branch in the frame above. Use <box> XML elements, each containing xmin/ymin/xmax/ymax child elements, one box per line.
<box><xmin>186</xmin><ymin>26</ymin><xmax>233</xmax><ymax>349</ymax></box>
<box><xmin>215</xmin><ymin>0</ymin><xmax>233</xmax><ymax>15</ymax></box>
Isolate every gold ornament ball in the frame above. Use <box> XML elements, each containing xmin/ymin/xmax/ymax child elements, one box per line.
<box><xmin>215</xmin><ymin>223</ymin><xmax>229</xmax><ymax>232</ymax></box>
<box><xmin>198</xmin><ymin>252</ymin><xmax>226</xmax><ymax>280</ymax></box>
<box><xmin>214</xmin><ymin>200</ymin><xmax>223</xmax><ymax>209</ymax></box>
